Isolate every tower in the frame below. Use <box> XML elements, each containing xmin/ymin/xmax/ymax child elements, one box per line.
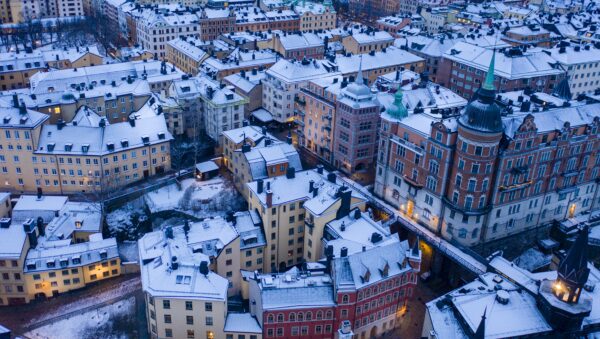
<box><xmin>386</xmin><ymin>84</ymin><xmax>408</xmax><ymax>120</ymax></box>
<box><xmin>445</xmin><ymin>49</ymin><xmax>503</xmax><ymax>245</ymax></box>
<box><xmin>538</xmin><ymin>227</ymin><xmax>592</xmax><ymax>332</ymax></box>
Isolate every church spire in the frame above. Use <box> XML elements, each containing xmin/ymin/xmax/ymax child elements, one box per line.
<box><xmin>474</xmin><ymin>308</ymin><xmax>486</xmax><ymax>339</ymax></box>
<box><xmin>554</xmin><ymin>226</ymin><xmax>590</xmax><ymax>303</ymax></box>
<box><xmin>482</xmin><ymin>49</ymin><xmax>496</xmax><ymax>91</ymax></box>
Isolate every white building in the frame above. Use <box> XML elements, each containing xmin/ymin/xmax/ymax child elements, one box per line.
<box><xmin>546</xmin><ymin>44</ymin><xmax>600</xmax><ymax>98</ymax></box>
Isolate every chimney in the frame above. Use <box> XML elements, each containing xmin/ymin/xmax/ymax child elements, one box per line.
<box><xmin>242</xmin><ymin>119</ymin><xmax>249</xmax><ymax>127</ymax></box>
<box><xmin>266</xmin><ymin>190</ymin><xmax>273</xmax><ymax>207</ymax></box>
<box><xmin>242</xmin><ymin>143</ymin><xmax>251</xmax><ymax>153</ymax></box>
<box><xmin>99</xmin><ymin>118</ymin><xmax>106</xmax><ymax>128</ymax></box>
<box><xmin>340</xmin><ymin>221</ymin><xmax>346</xmax><ymax>232</ymax></box>
<box><xmin>336</xmin><ymin>188</ymin><xmax>351</xmax><ymax>220</ymax></box>
<box><xmin>354</xmin><ymin>209</ymin><xmax>361</xmax><ymax>219</ymax></box>
<box><xmin>23</xmin><ymin>219</ymin><xmax>37</xmax><ymax>249</ymax></box>
<box><xmin>362</xmin><ymin>245</ymin><xmax>366</xmax><ymax>252</ymax></box>
<box><xmin>264</xmin><ymin>138</ymin><xmax>272</xmax><ymax>147</ymax></box>
<box><xmin>37</xmin><ymin>187</ymin><xmax>43</xmax><ymax>199</ymax></box>
<box><xmin>325</xmin><ymin>245</ymin><xmax>334</xmax><ymax>274</ymax></box>
<box><xmin>309</xmin><ymin>180</ymin><xmax>315</xmax><ymax>193</ymax></box>
<box><xmin>171</xmin><ymin>256</ymin><xmax>178</xmax><ymax>270</ymax></box>
<box><xmin>266</xmin><ymin>181</ymin><xmax>271</xmax><ymax>191</ymax></box>
<box><xmin>327</xmin><ymin>172</ymin><xmax>336</xmax><ymax>183</ymax></box>
<box><xmin>36</xmin><ymin>216</ymin><xmax>44</xmax><ymax>236</ymax></box>
<box><xmin>317</xmin><ymin>165</ymin><xmax>324</xmax><ymax>174</ymax></box>
<box><xmin>261</xmin><ymin>126</ymin><xmax>267</xmax><ymax>135</ymax></box>
<box><xmin>257</xmin><ymin>179</ymin><xmax>264</xmax><ymax>194</ymax></box>
<box><xmin>313</xmin><ymin>186</ymin><xmax>319</xmax><ymax>197</ymax></box>
<box><xmin>286</xmin><ymin>167</ymin><xmax>295</xmax><ymax>179</ymax></box>
<box><xmin>340</xmin><ymin>247</ymin><xmax>348</xmax><ymax>257</ymax></box>
<box><xmin>199</xmin><ymin>261</ymin><xmax>209</xmax><ymax>276</ymax></box>
<box><xmin>128</xmin><ymin>117</ymin><xmax>136</xmax><ymax>127</ymax></box>
<box><xmin>12</xmin><ymin>94</ymin><xmax>19</xmax><ymax>108</ymax></box>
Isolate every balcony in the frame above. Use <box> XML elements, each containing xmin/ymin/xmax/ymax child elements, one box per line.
<box><xmin>294</xmin><ymin>109</ymin><xmax>305</xmax><ymax>116</ymax></box>
<box><xmin>498</xmin><ymin>180</ymin><xmax>532</xmax><ymax>192</ymax></box>
<box><xmin>295</xmin><ymin>97</ymin><xmax>306</xmax><ymax>106</ymax></box>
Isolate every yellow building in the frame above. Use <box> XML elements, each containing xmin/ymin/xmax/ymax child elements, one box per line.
<box><xmin>139</xmin><ymin>223</ymin><xmax>229</xmax><ymax>339</ymax></box>
<box><xmin>0</xmin><ymin>218</ymin><xmax>33</xmax><ymax>306</ymax></box>
<box><xmin>0</xmin><ymin>107</ymin><xmax>173</xmax><ymax>195</ymax></box>
<box><xmin>166</xmin><ymin>37</ymin><xmax>209</xmax><ymax>76</ymax></box>
<box><xmin>24</xmin><ymin>237</ymin><xmax>120</xmax><ymax>300</ymax></box>
<box><xmin>246</xmin><ymin>167</ymin><xmax>368</xmax><ymax>272</ymax></box>
<box><xmin>341</xmin><ymin>31</ymin><xmax>394</xmax><ymax>55</ymax></box>
<box><xmin>294</xmin><ymin>2</ymin><xmax>337</xmax><ymax>32</ymax></box>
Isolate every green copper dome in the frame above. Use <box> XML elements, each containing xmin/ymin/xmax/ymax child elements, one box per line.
<box><xmin>386</xmin><ymin>85</ymin><xmax>408</xmax><ymax>119</ymax></box>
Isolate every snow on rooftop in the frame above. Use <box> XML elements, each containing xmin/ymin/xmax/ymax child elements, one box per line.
<box><xmin>224</xmin><ymin>313</ymin><xmax>262</xmax><ymax>333</ymax></box>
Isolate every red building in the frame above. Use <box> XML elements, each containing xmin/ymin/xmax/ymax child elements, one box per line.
<box><xmin>247</xmin><ymin>240</ymin><xmax>421</xmax><ymax>338</ymax></box>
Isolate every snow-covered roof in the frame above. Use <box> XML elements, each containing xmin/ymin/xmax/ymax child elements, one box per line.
<box><xmin>348</xmin><ymin>31</ymin><xmax>394</xmax><ymax>44</ymax></box>
<box><xmin>13</xmin><ymin>195</ymin><xmax>69</xmax><ymax>219</ymax></box>
<box><xmin>138</xmin><ymin>219</ymin><xmax>231</xmax><ymax>300</ymax></box>
<box><xmin>36</xmin><ymin>113</ymin><xmax>172</xmax><ymax>156</ymax></box>
<box><xmin>24</xmin><ymin>238</ymin><xmax>119</xmax><ymax>273</ymax></box>
<box><xmin>254</xmin><ymin>271</ymin><xmax>335</xmax><ymax>310</ymax></box>
<box><xmin>0</xmin><ymin>221</ymin><xmax>27</xmax><ymax>259</ymax></box>
<box><xmin>443</xmin><ymin>42</ymin><xmax>563</xmax><ymax>80</ymax></box>
<box><xmin>221</xmin><ymin>125</ymin><xmax>276</xmax><ymax>145</ymax></box>
<box><xmin>195</xmin><ymin>160</ymin><xmax>219</xmax><ymax>173</ymax></box>
<box><xmin>242</xmin><ymin>141</ymin><xmax>302</xmax><ymax>180</ymax></box>
<box><xmin>502</xmin><ymin>103</ymin><xmax>600</xmax><ymax>138</ymax></box>
<box><xmin>224</xmin><ymin>313</ymin><xmax>262</xmax><ymax>333</ymax></box>
<box><xmin>324</xmin><ymin>211</ymin><xmax>396</xmax><ymax>257</ymax></box>
<box><xmin>545</xmin><ymin>44</ymin><xmax>600</xmax><ymax>66</ymax></box>
<box><xmin>246</xmin><ymin>169</ymin><xmax>367</xmax><ymax>214</ymax></box>
<box><xmin>30</xmin><ymin>60</ymin><xmax>184</xmax><ymax>94</ymax></box>
<box><xmin>266</xmin><ymin>58</ymin><xmax>340</xmax><ymax>83</ymax></box>
<box><xmin>234</xmin><ymin>211</ymin><xmax>266</xmax><ymax>250</ymax></box>
<box><xmin>333</xmin><ymin>241</ymin><xmax>412</xmax><ymax>290</ymax></box>
<box><xmin>276</xmin><ymin>32</ymin><xmax>323</xmax><ymax>50</ymax></box>
<box><xmin>201</xmin><ymin>49</ymin><xmax>277</xmax><ymax>75</ymax></box>
<box><xmin>333</xmin><ymin>46</ymin><xmax>423</xmax><ymax>75</ymax></box>
<box><xmin>167</xmin><ymin>38</ymin><xmax>208</xmax><ymax>63</ymax></box>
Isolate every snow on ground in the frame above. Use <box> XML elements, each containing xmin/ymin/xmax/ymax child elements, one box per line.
<box><xmin>144</xmin><ymin>177</ymin><xmax>245</xmax><ymax>219</ymax></box>
<box><xmin>106</xmin><ymin>200</ymin><xmax>150</xmax><ymax>241</ymax></box>
<box><xmin>515</xmin><ymin>248</ymin><xmax>552</xmax><ymax>272</ymax></box>
<box><xmin>145</xmin><ymin>177</ymin><xmax>225</xmax><ymax>213</ymax></box>
<box><xmin>27</xmin><ymin>277</ymin><xmax>140</xmax><ymax>326</ymax></box>
<box><xmin>25</xmin><ymin>297</ymin><xmax>135</xmax><ymax>339</ymax></box>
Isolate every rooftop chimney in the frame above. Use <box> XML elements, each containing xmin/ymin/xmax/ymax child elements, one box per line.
<box><xmin>286</xmin><ymin>167</ymin><xmax>295</xmax><ymax>179</ymax></box>
<box><xmin>257</xmin><ymin>179</ymin><xmax>264</xmax><ymax>194</ymax></box>
<box><xmin>340</xmin><ymin>247</ymin><xmax>348</xmax><ymax>257</ymax></box>
<box><xmin>266</xmin><ymin>190</ymin><xmax>273</xmax><ymax>207</ymax></box>
<box><xmin>199</xmin><ymin>261</ymin><xmax>209</xmax><ymax>276</ymax></box>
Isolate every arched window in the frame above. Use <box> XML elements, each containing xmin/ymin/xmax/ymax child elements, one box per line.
<box><xmin>316</xmin><ymin>311</ymin><xmax>323</xmax><ymax>320</ymax></box>
<box><xmin>289</xmin><ymin>313</ymin><xmax>295</xmax><ymax>322</ymax></box>
<box><xmin>306</xmin><ymin>311</ymin><xmax>312</xmax><ymax>320</ymax></box>
<box><xmin>297</xmin><ymin>312</ymin><xmax>304</xmax><ymax>321</ymax></box>
<box><xmin>342</xmin><ymin>294</ymin><xmax>349</xmax><ymax>304</ymax></box>
<box><xmin>472</xmin><ymin>228</ymin><xmax>479</xmax><ymax>239</ymax></box>
<box><xmin>277</xmin><ymin>313</ymin><xmax>284</xmax><ymax>322</ymax></box>
<box><xmin>267</xmin><ymin>314</ymin><xmax>274</xmax><ymax>323</ymax></box>
<box><xmin>326</xmin><ymin>310</ymin><xmax>333</xmax><ymax>319</ymax></box>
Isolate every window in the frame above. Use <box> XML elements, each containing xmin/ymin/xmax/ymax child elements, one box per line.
<box><xmin>205</xmin><ymin>302</ymin><xmax>213</xmax><ymax>311</ymax></box>
<box><xmin>163</xmin><ymin>300</ymin><xmax>170</xmax><ymax>309</ymax></box>
<box><xmin>186</xmin><ymin>301</ymin><xmax>193</xmax><ymax>310</ymax></box>
<box><xmin>206</xmin><ymin>316</ymin><xmax>213</xmax><ymax>326</ymax></box>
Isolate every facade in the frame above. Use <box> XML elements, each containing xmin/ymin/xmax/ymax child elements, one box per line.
<box><xmin>222</xmin><ymin>125</ymin><xmax>302</xmax><ymax>198</ymax></box>
<box><xmin>198</xmin><ymin>8</ymin><xmax>236</xmax><ymax>41</ymax></box>
<box><xmin>245</xmin><ymin>168</ymin><xmax>368</xmax><ymax>272</ymax></box>
<box><xmin>546</xmin><ymin>43</ymin><xmax>600</xmax><ymax>98</ymax></box>
<box><xmin>376</xmin><ymin>15</ymin><xmax>412</xmax><ymax>37</ymax></box>
<box><xmin>341</xmin><ymin>31</ymin><xmax>394</xmax><ymax>55</ymax></box>
<box><xmin>272</xmin><ymin>32</ymin><xmax>325</xmax><ymax>61</ymax></box>
<box><xmin>438</xmin><ymin>42</ymin><xmax>565</xmax><ymax>98</ymax></box>
<box><xmin>247</xmin><ymin>239</ymin><xmax>421</xmax><ymax>339</ymax></box>
<box><xmin>0</xmin><ymin>194</ymin><xmax>117</xmax><ymax>306</ymax></box>
<box><xmin>332</xmin><ymin>69</ymin><xmax>380</xmax><ymax>174</ymax></box>
<box><xmin>263</xmin><ymin>58</ymin><xmax>340</xmax><ymax>124</ymax></box>
<box><xmin>375</xmin><ymin>52</ymin><xmax>600</xmax><ymax>247</ymax></box>
<box><xmin>0</xmin><ymin>102</ymin><xmax>173</xmax><ymax>194</ymax></box>
<box><xmin>294</xmin><ymin>2</ymin><xmax>336</xmax><ymax>32</ymax></box>
<box><xmin>135</xmin><ymin>6</ymin><xmax>200</xmax><ymax>59</ymax></box>
<box><xmin>296</xmin><ymin>75</ymin><xmax>342</xmax><ymax>165</ymax></box>
<box><xmin>0</xmin><ymin>46</ymin><xmax>103</xmax><ymax>91</ymax></box>
<box><xmin>223</xmin><ymin>69</ymin><xmax>266</xmax><ymax>115</ymax></box>
<box><xmin>166</xmin><ymin>37</ymin><xmax>209</xmax><ymax>76</ymax></box>
<box><xmin>139</xmin><ymin>223</ymin><xmax>229</xmax><ymax>339</ymax></box>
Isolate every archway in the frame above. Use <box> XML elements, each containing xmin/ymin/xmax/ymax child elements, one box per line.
<box><xmin>370</xmin><ymin>325</ymin><xmax>378</xmax><ymax>338</ymax></box>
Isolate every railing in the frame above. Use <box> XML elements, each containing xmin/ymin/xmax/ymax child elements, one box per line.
<box><xmin>340</xmin><ymin>177</ymin><xmax>487</xmax><ymax>275</ymax></box>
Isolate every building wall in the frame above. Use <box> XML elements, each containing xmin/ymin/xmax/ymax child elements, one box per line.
<box><xmin>24</xmin><ymin>257</ymin><xmax>121</xmax><ymax>300</ymax></box>
<box><xmin>214</xmin><ymin>237</ymin><xmax>242</xmax><ymax>297</ymax></box>
<box><xmin>297</xmin><ymin>85</ymin><xmax>336</xmax><ymax>164</ymax></box>
<box><xmin>0</xmin><ymin>239</ymin><xmax>30</xmax><ymax>306</ymax></box>
<box><xmin>146</xmin><ymin>294</ymin><xmax>227</xmax><ymax>339</ymax></box>
<box><xmin>262</xmin><ymin>306</ymin><xmax>336</xmax><ymax>338</ymax></box>
<box><xmin>341</xmin><ymin>36</ymin><xmax>393</xmax><ymax>55</ymax></box>
<box><xmin>299</xmin><ymin>10</ymin><xmax>336</xmax><ymax>32</ymax></box>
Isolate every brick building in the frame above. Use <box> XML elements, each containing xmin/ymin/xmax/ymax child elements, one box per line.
<box><xmin>375</xmin><ymin>52</ymin><xmax>600</xmax><ymax>247</ymax></box>
<box><xmin>437</xmin><ymin>42</ymin><xmax>565</xmax><ymax>99</ymax></box>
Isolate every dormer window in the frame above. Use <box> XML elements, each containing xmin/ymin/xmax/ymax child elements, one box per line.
<box><xmin>106</xmin><ymin>143</ymin><xmax>115</xmax><ymax>152</ymax></box>
<box><xmin>121</xmin><ymin>139</ymin><xmax>129</xmax><ymax>148</ymax></box>
<box><xmin>158</xmin><ymin>132</ymin><xmax>165</xmax><ymax>140</ymax></box>
<box><xmin>141</xmin><ymin>136</ymin><xmax>150</xmax><ymax>144</ymax></box>
<box><xmin>64</xmin><ymin>143</ymin><xmax>73</xmax><ymax>152</ymax></box>
<box><xmin>75</xmin><ymin>220</ymin><xmax>83</xmax><ymax>229</ymax></box>
<box><xmin>47</xmin><ymin>143</ymin><xmax>55</xmax><ymax>152</ymax></box>
<box><xmin>361</xmin><ymin>269</ymin><xmax>371</xmax><ymax>283</ymax></box>
<box><xmin>81</xmin><ymin>144</ymin><xmax>89</xmax><ymax>153</ymax></box>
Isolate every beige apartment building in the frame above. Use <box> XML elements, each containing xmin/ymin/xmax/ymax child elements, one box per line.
<box><xmin>246</xmin><ymin>167</ymin><xmax>368</xmax><ymax>272</ymax></box>
<box><xmin>24</xmin><ymin>238</ymin><xmax>120</xmax><ymax>300</ymax></box>
<box><xmin>341</xmin><ymin>31</ymin><xmax>394</xmax><ymax>54</ymax></box>
<box><xmin>0</xmin><ymin>103</ymin><xmax>173</xmax><ymax>195</ymax></box>
<box><xmin>0</xmin><ymin>218</ymin><xmax>32</xmax><ymax>305</ymax></box>
<box><xmin>166</xmin><ymin>37</ymin><xmax>209</xmax><ymax>76</ymax></box>
<box><xmin>0</xmin><ymin>47</ymin><xmax>103</xmax><ymax>91</ymax></box>
<box><xmin>295</xmin><ymin>2</ymin><xmax>336</xmax><ymax>32</ymax></box>
<box><xmin>139</xmin><ymin>223</ymin><xmax>229</xmax><ymax>339</ymax></box>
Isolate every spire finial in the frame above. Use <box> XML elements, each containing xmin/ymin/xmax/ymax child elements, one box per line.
<box><xmin>474</xmin><ymin>307</ymin><xmax>486</xmax><ymax>338</ymax></box>
<box><xmin>356</xmin><ymin>55</ymin><xmax>364</xmax><ymax>86</ymax></box>
<box><xmin>482</xmin><ymin>49</ymin><xmax>496</xmax><ymax>91</ymax></box>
